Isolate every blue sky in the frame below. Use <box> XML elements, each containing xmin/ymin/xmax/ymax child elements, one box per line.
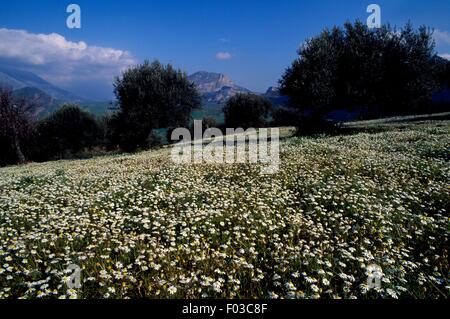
<box><xmin>0</xmin><ymin>0</ymin><xmax>449</xmax><ymax>100</ymax></box>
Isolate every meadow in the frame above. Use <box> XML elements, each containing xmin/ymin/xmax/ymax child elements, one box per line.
<box><xmin>0</xmin><ymin>119</ymin><xmax>448</xmax><ymax>299</ymax></box>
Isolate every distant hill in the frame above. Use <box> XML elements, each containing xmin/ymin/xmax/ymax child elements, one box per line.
<box><xmin>0</xmin><ymin>66</ymin><xmax>86</xmax><ymax>102</ymax></box>
<box><xmin>11</xmin><ymin>87</ymin><xmax>62</xmax><ymax>117</ymax></box>
<box><xmin>0</xmin><ymin>66</ymin><xmax>111</xmax><ymax>117</ymax></box>
<box><xmin>192</xmin><ymin>102</ymin><xmax>225</xmax><ymax>124</ymax></box>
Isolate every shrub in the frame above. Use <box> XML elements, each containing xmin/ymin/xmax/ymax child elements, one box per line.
<box><xmin>223</xmin><ymin>93</ymin><xmax>272</xmax><ymax>129</ymax></box>
<box><xmin>33</xmin><ymin>104</ymin><xmax>100</xmax><ymax>161</ymax></box>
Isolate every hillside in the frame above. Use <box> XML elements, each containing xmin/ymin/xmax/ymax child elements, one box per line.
<box><xmin>11</xmin><ymin>87</ymin><xmax>61</xmax><ymax>117</ymax></box>
<box><xmin>0</xmin><ymin>66</ymin><xmax>85</xmax><ymax>103</ymax></box>
<box><xmin>0</xmin><ymin>66</ymin><xmax>112</xmax><ymax>117</ymax></box>
<box><xmin>0</xmin><ymin>118</ymin><xmax>448</xmax><ymax>299</ymax></box>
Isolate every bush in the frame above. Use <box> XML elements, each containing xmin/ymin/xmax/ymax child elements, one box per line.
<box><xmin>223</xmin><ymin>93</ymin><xmax>272</xmax><ymax>129</ymax></box>
<box><xmin>32</xmin><ymin>104</ymin><xmax>100</xmax><ymax>161</ymax></box>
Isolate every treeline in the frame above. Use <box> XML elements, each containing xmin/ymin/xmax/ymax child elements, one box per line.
<box><xmin>1</xmin><ymin>21</ymin><xmax>450</xmax><ymax>166</ymax></box>
<box><xmin>0</xmin><ymin>96</ymin><xmax>106</xmax><ymax>166</ymax></box>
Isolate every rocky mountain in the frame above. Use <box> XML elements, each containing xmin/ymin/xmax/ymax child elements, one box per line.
<box><xmin>188</xmin><ymin>71</ymin><xmax>251</xmax><ymax>104</ymax></box>
<box><xmin>188</xmin><ymin>71</ymin><xmax>288</xmax><ymax>107</ymax></box>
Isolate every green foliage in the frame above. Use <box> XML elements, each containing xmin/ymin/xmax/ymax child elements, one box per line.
<box><xmin>97</xmin><ymin>112</ymin><xmax>119</xmax><ymax>150</ymax></box>
<box><xmin>271</xmin><ymin>107</ymin><xmax>300</xmax><ymax>127</ymax></box>
<box><xmin>112</xmin><ymin>60</ymin><xmax>201</xmax><ymax>152</ymax></box>
<box><xmin>280</xmin><ymin>21</ymin><xmax>441</xmax><ymax>122</ymax></box>
<box><xmin>0</xmin><ymin>134</ymin><xmax>17</xmax><ymax>166</ymax></box>
<box><xmin>33</xmin><ymin>104</ymin><xmax>101</xmax><ymax>161</ymax></box>
<box><xmin>223</xmin><ymin>93</ymin><xmax>272</xmax><ymax>129</ymax></box>
<box><xmin>436</xmin><ymin>57</ymin><xmax>450</xmax><ymax>88</ymax></box>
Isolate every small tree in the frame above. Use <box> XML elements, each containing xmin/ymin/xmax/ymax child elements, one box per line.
<box><xmin>223</xmin><ymin>93</ymin><xmax>272</xmax><ymax>129</ymax></box>
<box><xmin>0</xmin><ymin>88</ymin><xmax>34</xmax><ymax>165</ymax></box>
<box><xmin>34</xmin><ymin>104</ymin><xmax>100</xmax><ymax>160</ymax></box>
<box><xmin>113</xmin><ymin>60</ymin><xmax>201</xmax><ymax>152</ymax></box>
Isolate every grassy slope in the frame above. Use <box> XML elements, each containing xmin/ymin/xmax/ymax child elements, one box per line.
<box><xmin>0</xmin><ymin>118</ymin><xmax>448</xmax><ymax>299</ymax></box>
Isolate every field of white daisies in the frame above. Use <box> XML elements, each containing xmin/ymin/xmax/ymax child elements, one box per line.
<box><xmin>0</xmin><ymin>119</ymin><xmax>449</xmax><ymax>299</ymax></box>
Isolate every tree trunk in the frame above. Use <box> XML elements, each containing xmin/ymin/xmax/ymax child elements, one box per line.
<box><xmin>12</xmin><ymin>131</ymin><xmax>26</xmax><ymax>165</ymax></box>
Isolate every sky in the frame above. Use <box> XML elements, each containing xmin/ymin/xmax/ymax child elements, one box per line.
<box><xmin>0</xmin><ymin>0</ymin><xmax>449</xmax><ymax>100</ymax></box>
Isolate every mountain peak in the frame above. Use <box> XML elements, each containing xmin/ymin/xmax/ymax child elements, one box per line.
<box><xmin>188</xmin><ymin>71</ymin><xmax>235</xmax><ymax>94</ymax></box>
<box><xmin>188</xmin><ymin>71</ymin><xmax>250</xmax><ymax>104</ymax></box>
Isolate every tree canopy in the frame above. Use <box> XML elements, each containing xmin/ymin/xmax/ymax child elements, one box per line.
<box><xmin>112</xmin><ymin>60</ymin><xmax>201</xmax><ymax>151</ymax></box>
<box><xmin>33</xmin><ymin>104</ymin><xmax>100</xmax><ymax>160</ymax></box>
<box><xmin>280</xmin><ymin>21</ymin><xmax>441</xmax><ymax>120</ymax></box>
<box><xmin>223</xmin><ymin>93</ymin><xmax>272</xmax><ymax>129</ymax></box>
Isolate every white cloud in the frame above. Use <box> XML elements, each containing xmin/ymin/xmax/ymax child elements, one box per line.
<box><xmin>0</xmin><ymin>28</ymin><xmax>136</xmax><ymax>99</ymax></box>
<box><xmin>439</xmin><ymin>53</ymin><xmax>450</xmax><ymax>61</ymax></box>
<box><xmin>215</xmin><ymin>52</ymin><xmax>232</xmax><ymax>60</ymax></box>
<box><xmin>433</xmin><ymin>29</ymin><xmax>450</xmax><ymax>45</ymax></box>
